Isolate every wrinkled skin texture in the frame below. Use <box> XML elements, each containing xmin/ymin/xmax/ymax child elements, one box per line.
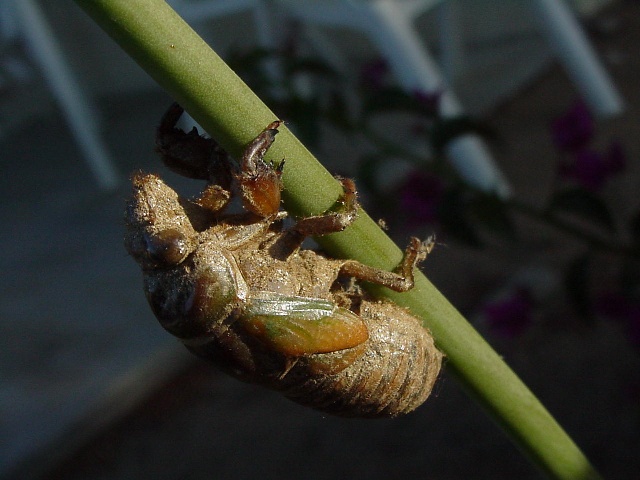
<box><xmin>124</xmin><ymin>104</ymin><xmax>442</xmax><ymax>417</ymax></box>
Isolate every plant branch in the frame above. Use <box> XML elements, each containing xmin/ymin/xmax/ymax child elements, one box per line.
<box><xmin>510</xmin><ymin>199</ymin><xmax>638</xmax><ymax>258</ymax></box>
<box><xmin>74</xmin><ymin>1</ymin><xmax>602</xmax><ymax>478</ymax></box>
<box><xmin>359</xmin><ymin>121</ymin><xmax>636</xmax><ymax>258</ymax></box>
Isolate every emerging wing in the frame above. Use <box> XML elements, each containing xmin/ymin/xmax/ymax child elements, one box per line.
<box><xmin>241</xmin><ymin>292</ymin><xmax>368</xmax><ymax>356</ymax></box>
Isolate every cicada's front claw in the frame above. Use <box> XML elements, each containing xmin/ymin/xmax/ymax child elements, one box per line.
<box><xmin>235</xmin><ymin>121</ymin><xmax>284</xmax><ymax>218</ymax></box>
<box><xmin>155</xmin><ymin>103</ymin><xmax>233</xmax><ymax>191</ymax></box>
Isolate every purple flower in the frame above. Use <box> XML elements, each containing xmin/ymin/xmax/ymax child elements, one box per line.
<box><xmin>551</xmin><ymin>100</ymin><xmax>594</xmax><ymax>152</ymax></box>
<box><xmin>412</xmin><ymin>88</ymin><xmax>442</xmax><ymax>113</ymax></box>
<box><xmin>398</xmin><ymin>171</ymin><xmax>445</xmax><ymax>224</ymax></box>
<box><xmin>559</xmin><ymin>141</ymin><xmax>626</xmax><ymax>190</ymax></box>
<box><xmin>483</xmin><ymin>287</ymin><xmax>534</xmax><ymax>338</ymax></box>
<box><xmin>359</xmin><ymin>58</ymin><xmax>390</xmax><ymax>91</ymax></box>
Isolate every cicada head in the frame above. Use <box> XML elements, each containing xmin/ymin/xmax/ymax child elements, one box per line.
<box><xmin>124</xmin><ymin>172</ymin><xmax>197</xmax><ymax>270</ymax></box>
<box><xmin>125</xmin><ymin>172</ymin><xmax>244</xmax><ymax>339</ymax></box>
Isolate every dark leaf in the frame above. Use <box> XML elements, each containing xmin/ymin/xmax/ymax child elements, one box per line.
<box><xmin>324</xmin><ymin>91</ymin><xmax>354</xmax><ymax>132</ymax></box>
<box><xmin>226</xmin><ymin>48</ymin><xmax>277</xmax><ymax>91</ymax></box>
<box><xmin>620</xmin><ymin>259</ymin><xmax>640</xmax><ymax>295</ymax></box>
<box><xmin>277</xmin><ymin>96</ymin><xmax>322</xmax><ymax>147</ymax></box>
<box><xmin>226</xmin><ymin>47</ymin><xmax>274</xmax><ymax>71</ymax></box>
<box><xmin>548</xmin><ymin>187</ymin><xmax>615</xmax><ymax>232</ymax></box>
<box><xmin>469</xmin><ymin>193</ymin><xmax>516</xmax><ymax>240</ymax></box>
<box><xmin>629</xmin><ymin>209</ymin><xmax>640</xmax><ymax>248</ymax></box>
<box><xmin>361</xmin><ymin>86</ymin><xmax>436</xmax><ymax>118</ymax></box>
<box><xmin>356</xmin><ymin>154</ymin><xmax>390</xmax><ymax>194</ymax></box>
<box><xmin>437</xmin><ymin>188</ymin><xmax>482</xmax><ymax>247</ymax></box>
<box><xmin>284</xmin><ymin>57</ymin><xmax>340</xmax><ymax>81</ymax></box>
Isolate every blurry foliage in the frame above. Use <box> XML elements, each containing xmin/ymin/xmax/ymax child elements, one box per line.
<box><xmin>227</xmin><ymin>46</ymin><xmax>640</xmax><ymax>351</ymax></box>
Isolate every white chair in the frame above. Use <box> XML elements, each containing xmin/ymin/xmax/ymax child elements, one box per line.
<box><xmin>530</xmin><ymin>0</ymin><xmax>623</xmax><ymax>117</ymax></box>
<box><xmin>161</xmin><ymin>0</ymin><xmax>509</xmax><ymax>196</ymax></box>
<box><xmin>272</xmin><ymin>0</ymin><xmax>624</xmax><ymax>196</ymax></box>
<box><xmin>2</xmin><ymin>0</ymin><xmax>119</xmax><ymax>189</ymax></box>
<box><xmin>274</xmin><ymin>0</ymin><xmax>512</xmax><ymax>196</ymax></box>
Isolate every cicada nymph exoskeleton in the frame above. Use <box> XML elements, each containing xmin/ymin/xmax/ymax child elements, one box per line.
<box><xmin>124</xmin><ymin>103</ymin><xmax>443</xmax><ymax>417</ymax></box>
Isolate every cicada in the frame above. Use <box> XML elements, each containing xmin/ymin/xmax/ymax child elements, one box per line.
<box><xmin>124</xmin><ymin>104</ymin><xmax>442</xmax><ymax>417</ymax></box>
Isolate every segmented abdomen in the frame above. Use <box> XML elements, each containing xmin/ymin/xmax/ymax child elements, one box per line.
<box><xmin>280</xmin><ymin>299</ymin><xmax>442</xmax><ymax>417</ymax></box>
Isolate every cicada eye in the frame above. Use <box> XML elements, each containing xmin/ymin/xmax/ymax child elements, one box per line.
<box><xmin>144</xmin><ymin>228</ymin><xmax>192</xmax><ymax>266</ymax></box>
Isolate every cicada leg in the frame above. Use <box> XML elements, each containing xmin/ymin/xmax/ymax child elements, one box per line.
<box><xmin>290</xmin><ymin>177</ymin><xmax>358</xmax><ymax>237</ymax></box>
<box><xmin>235</xmin><ymin>121</ymin><xmax>284</xmax><ymax>218</ymax></box>
<box><xmin>269</xmin><ymin>177</ymin><xmax>358</xmax><ymax>259</ymax></box>
<box><xmin>339</xmin><ymin>236</ymin><xmax>436</xmax><ymax>292</ymax></box>
<box><xmin>156</xmin><ymin>103</ymin><xmax>234</xmax><ymax>190</ymax></box>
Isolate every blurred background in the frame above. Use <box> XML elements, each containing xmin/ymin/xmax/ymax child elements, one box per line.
<box><xmin>1</xmin><ymin>0</ymin><xmax>639</xmax><ymax>478</ymax></box>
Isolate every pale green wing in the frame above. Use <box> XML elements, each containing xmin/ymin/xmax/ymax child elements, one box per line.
<box><xmin>241</xmin><ymin>292</ymin><xmax>368</xmax><ymax>356</ymax></box>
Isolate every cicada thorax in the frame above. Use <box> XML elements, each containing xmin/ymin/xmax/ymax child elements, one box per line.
<box><xmin>143</xmin><ymin>243</ymin><xmax>245</xmax><ymax>341</ymax></box>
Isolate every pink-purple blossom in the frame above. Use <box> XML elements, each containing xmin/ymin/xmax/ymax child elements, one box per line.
<box><xmin>551</xmin><ymin>100</ymin><xmax>594</xmax><ymax>152</ymax></box>
<box><xmin>412</xmin><ymin>88</ymin><xmax>442</xmax><ymax>113</ymax></box>
<box><xmin>483</xmin><ymin>287</ymin><xmax>534</xmax><ymax>338</ymax></box>
<box><xmin>558</xmin><ymin>140</ymin><xmax>626</xmax><ymax>190</ymax></box>
<box><xmin>552</xmin><ymin>100</ymin><xmax>626</xmax><ymax>190</ymax></box>
<box><xmin>359</xmin><ymin>58</ymin><xmax>390</xmax><ymax>91</ymax></box>
<box><xmin>398</xmin><ymin>171</ymin><xmax>445</xmax><ymax>224</ymax></box>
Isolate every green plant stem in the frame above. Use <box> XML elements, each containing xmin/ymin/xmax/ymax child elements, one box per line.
<box><xmin>74</xmin><ymin>1</ymin><xmax>602</xmax><ymax>478</ymax></box>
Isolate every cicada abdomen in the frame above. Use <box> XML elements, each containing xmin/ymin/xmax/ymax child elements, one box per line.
<box><xmin>278</xmin><ymin>299</ymin><xmax>442</xmax><ymax>417</ymax></box>
<box><xmin>179</xmin><ymin>289</ymin><xmax>442</xmax><ymax>417</ymax></box>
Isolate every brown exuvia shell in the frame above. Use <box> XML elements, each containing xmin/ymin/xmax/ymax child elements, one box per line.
<box><xmin>126</xmin><ymin>104</ymin><xmax>443</xmax><ymax>418</ymax></box>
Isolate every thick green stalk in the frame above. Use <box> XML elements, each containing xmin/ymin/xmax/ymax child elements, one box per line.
<box><xmin>74</xmin><ymin>1</ymin><xmax>601</xmax><ymax>478</ymax></box>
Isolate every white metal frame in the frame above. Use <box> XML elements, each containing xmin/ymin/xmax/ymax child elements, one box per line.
<box><xmin>530</xmin><ymin>0</ymin><xmax>623</xmax><ymax>117</ymax></box>
<box><xmin>276</xmin><ymin>0</ymin><xmax>512</xmax><ymax>196</ymax></box>
<box><xmin>4</xmin><ymin>0</ymin><xmax>119</xmax><ymax>189</ymax></box>
<box><xmin>2</xmin><ymin>0</ymin><xmax>621</xmax><ymax>194</ymax></box>
<box><xmin>273</xmin><ymin>0</ymin><xmax>624</xmax><ymax>196</ymax></box>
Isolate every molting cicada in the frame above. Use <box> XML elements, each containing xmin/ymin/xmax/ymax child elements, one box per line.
<box><xmin>124</xmin><ymin>104</ymin><xmax>443</xmax><ymax>417</ymax></box>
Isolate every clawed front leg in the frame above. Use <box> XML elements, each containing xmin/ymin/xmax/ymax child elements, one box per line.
<box><xmin>156</xmin><ymin>103</ymin><xmax>233</xmax><ymax>190</ymax></box>
<box><xmin>339</xmin><ymin>236</ymin><xmax>435</xmax><ymax>292</ymax></box>
<box><xmin>235</xmin><ymin>121</ymin><xmax>284</xmax><ymax>218</ymax></box>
